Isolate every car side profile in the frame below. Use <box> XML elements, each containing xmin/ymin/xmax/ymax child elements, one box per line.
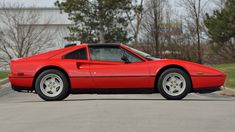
<box><xmin>9</xmin><ymin>43</ymin><xmax>226</xmax><ymax>101</ymax></box>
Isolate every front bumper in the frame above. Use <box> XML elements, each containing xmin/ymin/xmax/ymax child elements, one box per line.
<box><xmin>191</xmin><ymin>75</ymin><xmax>226</xmax><ymax>89</ymax></box>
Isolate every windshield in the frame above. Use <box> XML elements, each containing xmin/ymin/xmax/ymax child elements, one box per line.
<box><xmin>125</xmin><ymin>45</ymin><xmax>159</xmax><ymax>61</ymax></box>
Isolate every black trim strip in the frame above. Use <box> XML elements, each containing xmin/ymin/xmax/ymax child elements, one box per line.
<box><xmin>71</xmin><ymin>75</ymin><xmax>156</xmax><ymax>78</ymax></box>
<box><xmin>11</xmin><ymin>85</ymin><xmax>34</xmax><ymax>93</ymax></box>
<box><xmin>71</xmin><ymin>88</ymin><xmax>155</xmax><ymax>94</ymax></box>
<box><xmin>193</xmin><ymin>87</ymin><xmax>223</xmax><ymax>93</ymax></box>
<box><xmin>11</xmin><ymin>75</ymin><xmax>156</xmax><ymax>79</ymax></box>
<box><xmin>10</xmin><ymin>77</ymin><xmax>33</xmax><ymax>78</ymax></box>
<box><xmin>191</xmin><ymin>75</ymin><xmax>225</xmax><ymax>77</ymax></box>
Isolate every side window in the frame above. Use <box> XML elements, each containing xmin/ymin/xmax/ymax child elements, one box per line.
<box><xmin>90</xmin><ymin>47</ymin><xmax>123</xmax><ymax>62</ymax></box>
<box><xmin>89</xmin><ymin>46</ymin><xmax>143</xmax><ymax>62</ymax></box>
<box><xmin>123</xmin><ymin>49</ymin><xmax>143</xmax><ymax>62</ymax></box>
<box><xmin>63</xmin><ymin>48</ymin><xmax>87</xmax><ymax>60</ymax></box>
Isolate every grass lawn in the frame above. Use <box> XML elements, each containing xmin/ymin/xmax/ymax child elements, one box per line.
<box><xmin>0</xmin><ymin>71</ymin><xmax>9</xmax><ymax>80</ymax></box>
<box><xmin>214</xmin><ymin>63</ymin><xmax>235</xmax><ymax>89</ymax></box>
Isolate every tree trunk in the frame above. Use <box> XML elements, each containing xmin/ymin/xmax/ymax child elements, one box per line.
<box><xmin>154</xmin><ymin>14</ymin><xmax>160</xmax><ymax>57</ymax></box>
<box><xmin>99</xmin><ymin>28</ymin><xmax>105</xmax><ymax>43</ymax></box>
<box><xmin>155</xmin><ymin>32</ymin><xmax>160</xmax><ymax>57</ymax></box>
<box><xmin>197</xmin><ymin>30</ymin><xmax>202</xmax><ymax>64</ymax></box>
<box><xmin>196</xmin><ymin>0</ymin><xmax>202</xmax><ymax>64</ymax></box>
<box><xmin>134</xmin><ymin>34</ymin><xmax>138</xmax><ymax>45</ymax></box>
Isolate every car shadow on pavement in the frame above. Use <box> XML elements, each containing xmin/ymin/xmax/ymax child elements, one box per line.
<box><xmin>64</xmin><ymin>98</ymin><xmax>235</xmax><ymax>102</ymax></box>
<box><xmin>21</xmin><ymin>98</ymin><xmax>235</xmax><ymax>103</ymax></box>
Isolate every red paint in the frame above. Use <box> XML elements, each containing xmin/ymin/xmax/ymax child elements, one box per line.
<box><xmin>9</xmin><ymin>44</ymin><xmax>226</xmax><ymax>91</ymax></box>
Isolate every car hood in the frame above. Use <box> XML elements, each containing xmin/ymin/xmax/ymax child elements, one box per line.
<box><xmin>151</xmin><ymin>59</ymin><xmax>226</xmax><ymax>77</ymax></box>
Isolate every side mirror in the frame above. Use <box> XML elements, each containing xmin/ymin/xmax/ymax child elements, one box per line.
<box><xmin>121</xmin><ymin>55</ymin><xmax>130</xmax><ymax>64</ymax></box>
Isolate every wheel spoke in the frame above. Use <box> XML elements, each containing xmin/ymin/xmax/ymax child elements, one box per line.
<box><xmin>44</xmin><ymin>80</ymin><xmax>50</xmax><ymax>86</ymax></box>
<box><xmin>54</xmin><ymin>83</ymin><xmax>61</xmax><ymax>89</ymax></box>
<box><xmin>169</xmin><ymin>87</ymin><xmax>175</xmax><ymax>93</ymax></box>
<box><xmin>176</xmin><ymin>86</ymin><xmax>181</xmax><ymax>91</ymax></box>
<box><xmin>169</xmin><ymin>76</ymin><xmax>174</xmax><ymax>82</ymax></box>
<box><xmin>173</xmin><ymin>76</ymin><xmax>180</xmax><ymax>83</ymax></box>
<box><xmin>50</xmin><ymin>77</ymin><xmax>56</xmax><ymax>83</ymax></box>
<box><xmin>51</xmin><ymin>87</ymin><xmax>57</xmax><ymax>94</ymax></box>
<box><xmin>176</xmin><ymin>79</ymin><xmax>183</xmax><ymax>85</ymax></box>
<box><xmin>45</xmin><ymin>86</ymin><xmax>51</xmax><ymax>93</ymax></box>
<box><xmin>165</xmin><ymin>81</ymin><xmax>172</xmax><ymax>87</ymax></box>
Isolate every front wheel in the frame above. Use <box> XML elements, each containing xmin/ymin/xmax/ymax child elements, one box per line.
<box><xmin>35</xmin><ymin>69</ymin><xmax>70</xmax><ymax>101</ymax></box>
<box><xmin>157</xmin><ymin>68</ymin><xmax>191</xmax><ymax>100</ymax></box>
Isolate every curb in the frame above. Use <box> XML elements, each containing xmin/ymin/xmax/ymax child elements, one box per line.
<box><xmin>218</xmin><ymin>88</ymin><xmax>235</xmax><ymax>97</ymax></box>
<box><xmin>0</xmin><ymin>78</ymin><xmax>9</xmax><ymax>87</ymax></box>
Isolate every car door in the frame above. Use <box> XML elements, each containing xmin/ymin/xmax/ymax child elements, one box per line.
<box><xmin>89</xmin><ymin>45</ymin><xmax>152</xmax><ymax>89</ymax></box>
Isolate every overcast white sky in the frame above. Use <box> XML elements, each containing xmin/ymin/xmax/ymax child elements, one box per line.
<box><xmin>2</xmin><ymin>0</ymin><xmax>218</xmax><ymax>16</ymax></box>
<box><xmin>2</xmin><ymin>0</ymin><xmax>60</xmax><ymax>7</ymax></box>
<box><xmin>2</xmin><ymin>0</ymin><xmax>218</xmax><ymax>8</ymax></box>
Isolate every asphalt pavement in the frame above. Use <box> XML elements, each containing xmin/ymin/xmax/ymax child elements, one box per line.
<box><xmin>0</xmin><ymin>83</ymin><xmax>235</xmax><ymax>132</ymax></box>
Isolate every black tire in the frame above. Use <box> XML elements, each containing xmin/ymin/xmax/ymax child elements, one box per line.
<box><xmin>157</xmin><ymin>68</ymin><xmax>191</xmax><ymax>100</ymax></box>
<box><xmin>35</xmin><ymin>69</ymin><xmax>70</xmax><ymax>101</ymax></box>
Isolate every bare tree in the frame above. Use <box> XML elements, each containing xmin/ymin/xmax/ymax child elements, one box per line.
<box><xmin>126</xmin><ymin>0</ymin><xmax>144</xmax><ymax>45</ymax></box>
<box><xmin>0</xmin><ymin>2</ymin><xmax>55</xmax><ymax>68</ymax></box>
<box><xmin>180</xmin><ymin>0</ymin><xmax>209</xmax><ymax>64</ymax></box>
<box><xmin>140</xmin><ymin>0</ymin><xmax>167</xmax><ymax>57</ymax></box>
<box><xmin>214</xmin><ymin>0</ymin><xmax>226</xmax><ymax>9</ymax></box>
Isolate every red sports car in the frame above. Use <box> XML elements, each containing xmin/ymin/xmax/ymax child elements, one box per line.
<box><xmin>9</xmin><ymin>43</ymin><xmax>226</xmax><ymax>101</ymax></box>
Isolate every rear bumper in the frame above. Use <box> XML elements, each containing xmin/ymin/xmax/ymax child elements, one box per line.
<box><xmin>193</xmin><ymin>86</ymin><xmax>224</xmax><ymax>93</ymax></box>
<box><xmin>9</xmin><ymin>75</ymin><xmax>33</xmax><ymax>92</ymax></box>
<box><xmin>9</xmin><ymin>76</ymin><xmax>33</xmax><ymax>88</ymax></box>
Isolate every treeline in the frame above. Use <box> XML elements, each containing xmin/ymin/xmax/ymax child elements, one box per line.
<box><xmin>56</xmin><ymin>0</ymin><xmax>235</xmax><ymax>64</ymax></box>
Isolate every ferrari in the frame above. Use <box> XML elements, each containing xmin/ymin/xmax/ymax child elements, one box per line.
<box><xmin>9</xmin><ymin>43</ymin><xmax>226</xmax><ymax>101</ymax></box>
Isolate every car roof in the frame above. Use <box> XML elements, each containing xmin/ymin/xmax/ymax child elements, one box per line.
<box><xmin>64</xmin><ymin>43</ymin><xmax>121</xmax><ymax>48</ymax></box>
<box><xmin>86</xmin><ymin>43</ymin><xmax>121</xmax><ymax>47</ymax></box>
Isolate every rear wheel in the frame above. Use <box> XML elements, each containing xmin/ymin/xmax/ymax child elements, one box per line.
<box><xmin>35</xmin><ymin>69</ymin><xmax>69</xmax><ymax>101</ymax></box>
<box><xmin>157</xmin><ymin>68</ymin><xmax>191</xmax><ymax>100</ymax></box>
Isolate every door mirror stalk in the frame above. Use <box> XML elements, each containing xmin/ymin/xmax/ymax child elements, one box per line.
<box><xmin>121</xmin><ymin>55</ymin><xmax>131</xmax><ymax>64</ymax></box>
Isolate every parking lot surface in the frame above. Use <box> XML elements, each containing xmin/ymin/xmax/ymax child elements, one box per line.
<box><xmin>0</xmin><ymin>83</ymin><xmax>235</xmax><ymax>132</ymax></box>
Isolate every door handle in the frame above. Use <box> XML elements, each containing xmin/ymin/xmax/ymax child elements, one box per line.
<box><xmin>76</xmin><ymin>62</ymin><xmax>82</xmax><ymax>69</ymax></box>
<box><xmin>76</xmin><ymin>62</ymin><xmax>88</xmax><ymax>70</ymax></box>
